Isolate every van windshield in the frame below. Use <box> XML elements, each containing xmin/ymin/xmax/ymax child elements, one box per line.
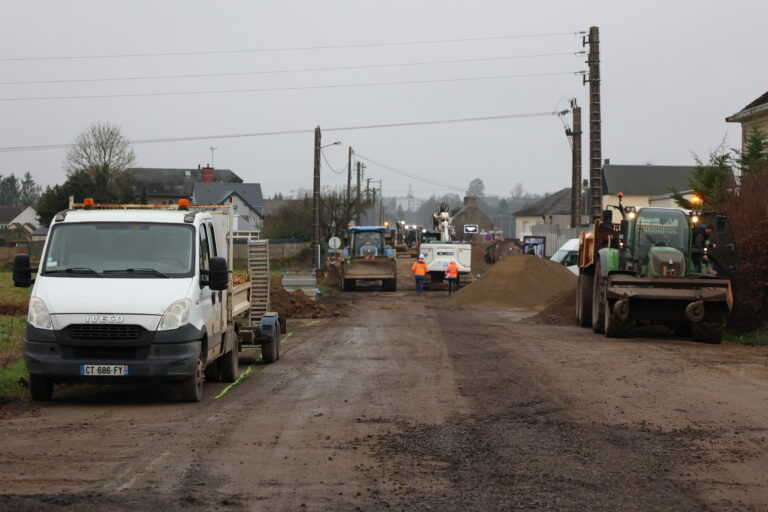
<box><xmin>42</xmin><ymin>223</ymin><xmax>195</xmax><ymax>278</ymax></box>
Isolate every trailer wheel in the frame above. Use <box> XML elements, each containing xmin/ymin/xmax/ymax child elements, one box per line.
<box><xmin>220</xmin><ymin>334</ymin><xmax>240</xmax><ymax>383</ymax></box>
<box><xmin>576</xmin><ymin>271</ymin><xmax>593</xmax><ymax>327</ymax></box>
<box><xmin>343</xmin><ymin>279</ymin><xmax>356</xmax><ymax>292</ymax></box>
<box><xmin>692</xmin><ymin>321</ymin><xmax>724</xmax><ymax>344</ymax></box>
<box><xmin>29</xmin><ymin>374</ymin><xmax>53</xmax><ymax>402</ymax></box>
<box><xmin>591</xmin><ymin>259</ymin><xmax>605</xmax><ymax>334</ymax></box>
<box><xmin>180</xmin><ymin>356</ymin><xmax>205</xmax><ymax>402</ymax></box>
<box><xmin>261</xmin><ymin>324</ymin><xmax>281</xmax><ymax>363</ymax></box>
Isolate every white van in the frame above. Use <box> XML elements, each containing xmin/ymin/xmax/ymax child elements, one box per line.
<box><xmin>14</xmin><ymin>200</ymin><xmax>276</xmax><ymax>402</ymax></box>
<box><xmin>551</xmin><ymin>238</ymin><xmax>580</xmax><ymax>275</ymax></box>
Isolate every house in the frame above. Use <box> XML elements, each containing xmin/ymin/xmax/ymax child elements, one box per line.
<box><xmin>31</xmin><ymin>226</ymin><xmax>48</xmax><ymax>242</ymax></box>
<box><xmin>125</xmin><ymin>166</ymin><xmax>242</xmax><ymax>204</ymax></box>
<box><xmin>0</xmin><ymin>206</ymin><xmax>22</xmax><ymax>230</ymax></box>
<box><xmin>8</xmin><ymin>205</ymin><xmax>41</xmax><ymax>232</ymax></box>
<box><xmin>601</xmin><ymin>163</ymin><xmax>696</xmax><ymax>221</ymax></box>
<box><xmin>514</xmin><ymin>188</ymin><xmax>580</xmax><ymax>236</ymax></box>
<box><xmin>452</xmin><ymin>196</ymin><xmax>493</xmax><ymax>240</ymax></box>
<box><xmin>726</xmin><ymin>90</ymin><xmax>768</xmax><ymax>151</ymax></box>
<box><xmin>193</xmin><ymin>182</ymin><xmax>264</xmax><ymax>232</ymax></box>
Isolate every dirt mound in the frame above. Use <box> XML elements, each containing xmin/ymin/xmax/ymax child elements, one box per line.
<box><xmin>270</xmin><ymin>277</ymin><xmax>340</xmax><ymax>319</ymax></box>
<box><xmin>0</xmin><ymin>302</ymin><xmax>27</xmax><ymax>316</ymax></box>
<box><xmin>446</xmin><ymin>254</ymin><xmax>576</xmax><ymax>310</ymax></box>
<box><xmin>522</xmin><ymin>286</ymin><xmax>577</xmax><ymax>325</ymax></box>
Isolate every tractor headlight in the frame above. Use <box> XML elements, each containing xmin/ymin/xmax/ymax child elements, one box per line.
<box><xmin>158</xmin><ymin>299</ymin><xmax>191</xmax><ymax>331</ymax></box>
<box><xmin>28</xmin><ymin>297</ymin><xmax>53</xmax><ymax>330</ymax></box>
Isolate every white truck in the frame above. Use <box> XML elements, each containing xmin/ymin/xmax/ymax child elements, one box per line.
<box><xmin>418</xmin><ymin>204</ymin><xmax>472</xmax><ymax>288</ymax></box>
<box><xmin>13</xmin><ymin>199</ymin><xmax>281</xmax><ymax>402</ymax></box>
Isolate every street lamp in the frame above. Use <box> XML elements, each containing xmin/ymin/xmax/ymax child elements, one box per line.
<box><xmin>313</xmin><ymin>126</ymin><xmax>342</xmax><ymax>269</ymax></box>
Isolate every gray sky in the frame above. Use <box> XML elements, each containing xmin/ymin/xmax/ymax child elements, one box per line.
<box><xmin>1</xmin><ymin>0</ymin><xmax>766</xmax><ymax>199</ymax></box>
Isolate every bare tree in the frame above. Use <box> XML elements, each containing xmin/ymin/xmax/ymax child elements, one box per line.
<box><xmin>65</xmin><ymin>122</ymin><xmax>136</xmax><ymax>178</ymax></box>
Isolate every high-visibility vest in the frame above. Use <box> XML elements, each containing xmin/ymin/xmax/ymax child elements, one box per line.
<box><xmin>412</xmin><ymin>261</ymin><xmax>428</xmax><ymax>276</ymax></box>
<box><xmin>446</xmin><ymin>263</ymin><xmax>459</xmax><ymax>278</ymax></box>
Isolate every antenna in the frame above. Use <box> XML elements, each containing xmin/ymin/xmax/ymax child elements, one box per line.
<box><xmin>209</xmin><ymin>146</ymin><xmax>218</xmax><ymax>167</ymax></box>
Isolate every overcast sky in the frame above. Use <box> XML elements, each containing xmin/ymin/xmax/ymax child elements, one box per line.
<box><xmin>0</xmin><ymin>0</ymin><xmax>766</xmax><ymax>200</ymax></box>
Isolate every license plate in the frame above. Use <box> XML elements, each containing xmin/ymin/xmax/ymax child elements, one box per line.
<box><xmin>79</xmin><ymin>364</ymin><xmax>129</xmax><ymax>376</ymax></box>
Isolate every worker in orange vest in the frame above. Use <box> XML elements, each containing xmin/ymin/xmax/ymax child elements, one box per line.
<box><xmin>445</xmin><ymin>261</ymin><xmax>460</xmax><ymax>295</ymax></box>
<box><xmin>412</xmin><ymin>255</ymin><xmax>428</xmax><ymax>295</ymax></box>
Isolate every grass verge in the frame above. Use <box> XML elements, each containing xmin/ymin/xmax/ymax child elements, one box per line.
<box><xmin>0</xmin><ymin>361</ymin><xmax>27</xmax><ymax>401</ymax></box>
<box><xmin>726</xmin><ymin>325</ymin><xmax>768</xmax><ymax>346</ymax></box>
<box><xmin>0</xmin><ymin>272</ymin><xmax>32</xmax><ymax>302</ymax></box>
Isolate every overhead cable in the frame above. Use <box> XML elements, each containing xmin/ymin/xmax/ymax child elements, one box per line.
<box><xmin>0</xmin><ymin>71</ymin><xmax>585</xmax><ymax>102</ymax></box>
<box><xmin>0</xmin><ymin>32</ymin><xmax>582</xmax><ymax>62</ymax></box>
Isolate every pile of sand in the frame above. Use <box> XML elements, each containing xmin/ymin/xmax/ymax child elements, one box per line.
<box><xmin>269</xmin><ymin>277</ymin><xmax>340</xmax><ymax>319</ymax></box>
<box><xmin>446</xmin><ymin>254</ymin><xmax>576</xmax><ymax>310</ymax></box>
<box><xmin>522</xmin><ymin>287</ymin><xmax>577</xmax><ymax>325</ymax></box>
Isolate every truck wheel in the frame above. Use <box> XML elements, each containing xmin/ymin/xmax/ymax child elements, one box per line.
<box><xmin>604</xmin><ymin>297</ymin><xmax>634</xmax><ymax>338</ymax></box>
<box><xmin>29</xmin><ymin>374</ymin><xmax>53</xmax><ymax>402</ymax></box>
<box><xmin>692</xmin><ymin>321</ymin><xmax>724</xmax><ymax>344</ymax></box>
<box><xmin>576</xmin><ymin>271</ymin><xmax>593</xmax><ymax>327</ymax></box>
<box><xmin>343</xmin><ymin>279</ymin><xmax>356</xmax><ymax>292</ymax></box>
<box><xmin>204</xmin><ymin>359</ymin><xmax>220</xmax><ymax>382</ymax></box>
<box><xmin>261</xmin><ymin>324</ymin><xmax>281</xmax><ymax>363</ymax></box>
<box><xmin>591</xmin><ymin>260</ymin><xmax>605</xmax><ymax>334</ymax></box>
<box><xmin>219</xmin><ymin>336</ymin><xmax>240</xmax><ymax>383</ymax></box>
<box><xmin>180</xmin><ymin>356</ymin><xmax>204</xmax><ymax>402</ymax></box>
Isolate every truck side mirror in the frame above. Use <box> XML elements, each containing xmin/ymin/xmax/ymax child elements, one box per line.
<box><xmin>13</xmin><ymin>254</ymin><xmax>34</xmax><ymax>288</ymax></box>
<box><xmin>208</xmin><ymin>256</ymin><xmax>229</xmax><ymax>291</ymax></box>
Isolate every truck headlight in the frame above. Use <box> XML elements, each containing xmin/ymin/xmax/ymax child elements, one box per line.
<box><xmin>28</xmin><ymin>297</ymin><xmax>53</xmax><ymax>330</ymax></box>
<box><xmin>158</xmin><ymin>299</ymin><xmax>191</xmax><ymax>331</ymax></box>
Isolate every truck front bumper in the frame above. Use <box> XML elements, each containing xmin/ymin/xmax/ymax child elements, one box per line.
<box><xmin>23</xmin><ymin>324</ymin><xmax>204</xmax><ymax>383</ymax></box>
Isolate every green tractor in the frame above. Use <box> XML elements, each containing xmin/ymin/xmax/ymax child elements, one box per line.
<box><xmin>576</xmin><ymin>198</ymin><xmax>734</xmax><ymax>343</ymax></box>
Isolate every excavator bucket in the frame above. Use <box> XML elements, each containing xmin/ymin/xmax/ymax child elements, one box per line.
<box><xmin>343</xmin><ymin>258</ymin><xmax>396</xmax><ymax>280</ymax></box>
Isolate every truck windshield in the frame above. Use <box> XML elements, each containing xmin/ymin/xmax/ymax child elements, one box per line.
<box><xmin>42</xmin><ymin>223</ymin><xmax>195</xmax><ymax>278</ymax></box>
<box><xmin>634</xmin><ymin>208</ymin><xmax>689</xmax><ymax>259</ymax></box>
<box><xmin>351</xmin><ymin>231</ymin><xmax>385</xmax><ymax>257</ymax></box>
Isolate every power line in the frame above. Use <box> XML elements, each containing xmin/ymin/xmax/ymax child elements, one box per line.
<box><xmin>0</xmin><ymin>51</ymin><xmax>585</xmax><ymax>86</ymax></box>
<box><xmin>320</xmin><ymin>149</ymin><xmax>345</xmax><ymax>175</ymax></box>
<box><xmin>0</xmin><ymin>71</ymin><xmax>585</xmax><ymax>102</ymax></box>
<box><xmin>354</xmin><ymin>153</ymin><xmax>466</xmax><ymax>193</ymax></box>
<box><xmin>0</xmin><ymin>32</ymin><xmax>582</xmax><ymax>62</ymax></box>
<box><xmin>0</xmin><ymin>110</ymin><xmax>563</xmax><ymax>153</ymax></box>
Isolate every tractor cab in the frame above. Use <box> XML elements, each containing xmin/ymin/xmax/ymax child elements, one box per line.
<box><xmin>346</xmin><ymin>227</ymin><xmax>390</xmax><ymax>259</ymax></box>
<box><xmin>630</xmin><ymin>207</ymin><xmax>690</xmax><ymax>277</ymax></box>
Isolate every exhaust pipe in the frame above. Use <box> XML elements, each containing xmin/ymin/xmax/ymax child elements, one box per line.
<box><xmin>685</xmin><ymin>300</ymin><xmax>705</xmax><ymax>322</ymax></box>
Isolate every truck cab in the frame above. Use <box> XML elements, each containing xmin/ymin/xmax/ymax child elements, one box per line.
<box><xmin>15</xmin><ymin>200</ymin><xmax>242</xmax><ymax>402</ymax></box>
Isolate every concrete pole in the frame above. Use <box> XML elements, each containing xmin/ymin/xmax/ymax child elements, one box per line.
<box><xmin>571</xmin><ymin>102</ymin><xmax>582</xmax><ymax>228</ymax></box>
<box><xmin>587</xmin><ymin>26</ymin><xmax>602</xmax><ymax>219</ymax></box>
<box><xmin>313</xmin><ymin>126</ymin><xmax>321</xmax><ymax>269</ymax></box>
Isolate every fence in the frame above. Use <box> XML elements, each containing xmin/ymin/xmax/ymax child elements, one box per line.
<box><xmin>530</xmin><ymin>224</ymin><xmax>592</xmax><ymax>257</ymax></box>
<box><xmin>0</xmin><ymin>242</ymin><xmax>45</xmax><ymax>263</ymax></box>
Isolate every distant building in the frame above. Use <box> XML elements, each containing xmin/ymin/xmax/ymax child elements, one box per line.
<box><xmin>193</xmin><ymin>182</ymin><xmax>264</xmax><ymax>232</ymax></box>
<box><xmin>8</xmin><ymin>206</ymin><xmax>40</xmax><ymax>232</ymax></box>
<box><xmin>452</xmin><ymin>196</ymin><xmax>493</xmax><ymax>240</ymax></box>
<box><xmin>126</xmin><ymin>165</ymin><xmax>242</xmax><ymax>204</ymax></box>
<box><xmin>513</xmin><ymin>188</ymin><xmax>577</xmax><ymax>237</ymax></box>
<box><xmin>395</xmin><ymin>196</ymin><xmax>422</xmax><ymax>213</ymax></box>
<box><xmin>601</xmin><ymin>163</ymin><xmax>696</xmax><ymax>221</ymax></box>
<box><xmin>0</xmin><ymin>206</ymin><xmax>23</xmax><ymax>230</ymax></box>
<box><xmin>726</xmin><ymin>90</ymin><xmax>768</xmax><ymax>151</ymax></box>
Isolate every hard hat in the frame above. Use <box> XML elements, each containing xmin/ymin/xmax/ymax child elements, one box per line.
<box><xmin>419</xmin><ymin>254</ymin><xmax>425</xmax><ymax>258</ymax></box>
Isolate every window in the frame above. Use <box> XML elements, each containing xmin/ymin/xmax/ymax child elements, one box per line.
<box><xmin>199</xmin><ymin>225</ymin><xmax>211</xmax><ymax>272</ymax></box>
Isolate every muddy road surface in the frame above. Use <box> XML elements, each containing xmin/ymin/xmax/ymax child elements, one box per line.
<box><xmin>2</xmin><ymin>277</ymin><xmax>768</xmax><ymax>511</ymax></box>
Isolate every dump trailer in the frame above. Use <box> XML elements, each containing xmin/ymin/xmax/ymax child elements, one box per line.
<box><xmin>340</xmin><ymin>226</ymin><xmax>397</xmax><ymax>291</ymax></box>
<box><xmin>576</xmin><ymin>198</ymin><xmax>733</xmax><ymax>343</ymax></box>
<box><xmin>13</xmin><ymin>198</ymin><xmax>282</xmax><ymax>402</ymax></box>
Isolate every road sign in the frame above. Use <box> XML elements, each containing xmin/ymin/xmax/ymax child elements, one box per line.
<box><xmin>484</xmin><ymin>234</ymin><xmax>493</xmax><ymax>242</ymax></box>
<box><xmin>328</xmin><ymin>236</ymin><xmax>341</xmax><ymax>250</ymax></box>
<box><xmin>464</xmin><ymin>224</ymin><xmax>479</xmax><ymax>234</ymax></box>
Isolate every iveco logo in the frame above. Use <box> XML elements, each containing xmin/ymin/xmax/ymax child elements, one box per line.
<box><xmin>85</xmin><ymin>315</ymin><xmax>125</xmax><ymax>324</ymax></box>
<box><xmin>437</xmin><ymin>251</ymin><xmax>454</xmax><ymax>256</ymax></box>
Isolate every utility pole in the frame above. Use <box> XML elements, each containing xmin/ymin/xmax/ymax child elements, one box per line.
<box><xmin>356</xmin><ymin>162</ymin><xmax>362</xmax><ymax>225</ymax></box>
<box><xmin>379</xmin><ymin>182</ymin><xmax>384</xmax><ymax>225</ymax></box>
<box><xmin>584</xmin><ymin>26</ymin><xmax>602</xmax><ymax>219</ymax></box>
<box><xmin>346</xmin><ymin>146</ymin><xmax>353</xmax><ymax>220</ymax></box>
<box><xmin>312</xmin><ymin>126</ymin><xmax>321</xmax><ymax>269</ymax></box>
<box><xmin>569</xmin><ymin>99</ymin><xmax>582</xmax><ymax>228</ymax></box>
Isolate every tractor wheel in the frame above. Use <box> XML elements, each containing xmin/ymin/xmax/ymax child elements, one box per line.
<box><xmin>576</xmin><ymin>271</ymin><xmax>593</xmax><ymax>327</ymax></box>
<box><xmin>604</xmin><ymin>296</ymin><xmax>634</xmax><ymax>338</ymax></box>
<box><xmin>591</xmin><ymin>259</ymin><xmax>605</xmax><ymax>334</ymax></box>
<box><xmin>692</xmin><ymin>321</ymin><xmax>724</xmax><ymax>344</ymax></box>
<box><xmin>343</xmin><ymin>279</ymin><xmax>356</xmax><ymax>292</ymax></box>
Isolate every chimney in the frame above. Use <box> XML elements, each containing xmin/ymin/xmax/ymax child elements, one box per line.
<box><xmin>200</xmin><ymin>164</ymin><xmax>215</xmax><ymax>183</ymax></box>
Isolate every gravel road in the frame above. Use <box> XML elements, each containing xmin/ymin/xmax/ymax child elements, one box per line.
<box><xmin>2</xmin><ymin>269</ymin><xmax>768</xmax><ymax>511</ymax></box>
